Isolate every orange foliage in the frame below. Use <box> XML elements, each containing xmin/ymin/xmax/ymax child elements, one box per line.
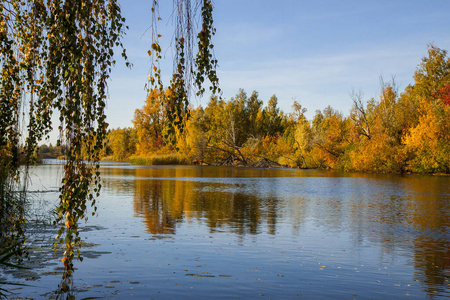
<box><xmin>404</xmin><ymin>100</ymin><xmax>450</xmax><ymax>173</ymax></box>
<box><xmin>133</xmin><ymin>89</ymin><xmax>166</xmax><ymax>155</ymax></box>
<box><xmin>113</xmin><ymin>47</ymin><xmax>450</xmax><ymax>174</ymax></box>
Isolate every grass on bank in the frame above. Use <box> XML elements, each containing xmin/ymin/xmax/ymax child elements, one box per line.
<box><xmin>102</xmin><ymin>153</ymin><xmax>189</xmax><ymax>166</ymax></box>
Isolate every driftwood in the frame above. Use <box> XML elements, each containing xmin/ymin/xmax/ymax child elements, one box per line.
<box><xmin>202</xmin><ymin>139</ymin><xmax>297</xmax><ymax>168</ymax></box>
<box><xmin>212</xmin><ymin>155</ymin><xmax>235</xmax><ymax>166</ymax></box>
<box><xmin>250</xmin><ymin>155</ymin><xmax>286</xmax><ymax>168</ymax></box>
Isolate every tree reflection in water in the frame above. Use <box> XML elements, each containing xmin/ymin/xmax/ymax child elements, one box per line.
<box><xmin>101</xmin><ymin>165</ymin><xmax>450</xmax><ymax>296</ymax></box>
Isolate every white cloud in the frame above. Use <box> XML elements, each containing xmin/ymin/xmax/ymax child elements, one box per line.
<box><xmin>216</xmin><ymin>46</ymin><xmax>427</xmax><ymax>117</ymax></box>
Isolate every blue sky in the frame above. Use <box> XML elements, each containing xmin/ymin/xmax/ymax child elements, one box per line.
<box><xmin>106</xmin><ymin>0</ymin><xmax>450</xmax><ymax>129</ymax></box>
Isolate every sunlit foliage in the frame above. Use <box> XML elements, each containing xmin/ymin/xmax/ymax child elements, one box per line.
<box><xmin>106</xmin><ymin>128</ymin><xmax>138</xmax><ymax>161</ymax></box>
<box><xmin>114</xmin><ymin>45</ymin><xmax>449</xmax><ymax>175</ymax></box>
<box><xmin>133</xmin><ymin>89</ymin><xmax>167</xmax><ymax>154</ymax></box>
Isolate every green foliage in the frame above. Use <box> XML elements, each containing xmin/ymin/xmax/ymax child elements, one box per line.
<box><xmin>1</xmin><ymin>0</ymin><xmax>128</xmax><ymax>295</ymax></box>
<box><xmin>413</xmin><ymin>45</ymin><xmax>450</xmax><ymax>101</ymax></box>
<box><xmin>133</xmin><ymin>90</ymin><xmax>167</xmax><ymax>153</ymax></box>
<box><xmin>44</xmin><ymin>1</ymin><xmax>127</xmax><ymax>293</ymax></box>
<box><xmin>263</xmin><ymin>95</ymin><xmax>284</xmax><ymax>137</ymax></box>
<box><xmin>148</xmin><ymin>0</ymin><xmax>221</xmax><ymax>140</ymax></box>
<box><xmin>1</xmin><ymin>0</ymin><xmax>222</xmax><ymax>296</ymax></box>
<box><xmin>106</xmin><ymin>128</ymin><xmax>138</xmax><ymax>160</ymax></box>
<box><xmin>38</xmin><ymin>144</ymin><xmax>62</xmax><ymax>159</ymax></box>
<box><xmin>195</xmin><ymin>0</ymin><xmax>220</xmax><ymax>96</ymax></box>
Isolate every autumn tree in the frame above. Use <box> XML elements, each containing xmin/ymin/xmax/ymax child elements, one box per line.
<box><xmin>226</xmin><ymin>89</ymin><xmax>251</xmax><ymax>147</ymax></box>
<box><xmin>182</xmin><ymin>90</ymin><xmax>285</xmax><ymax>166</ymax></box>
<box><xmin>377</xmin><ymin>78</ymin><xmax>401</xmax><ymax>143</ymax></box>
<box><xmin>246</xmin><ymin>91</ymin><xmax>264</xmax><ymax>138</ymax></box>
<box><xmin>403</xmin><ymin>45</ymin><xmax>450</xmax><ymax>173</ymax></box>
<box><xmin>107</xmin><ymin>128</ymin><xmax>137</xmax><ymax>160</ymax></box>
<box><xmin>404</xmin><ymin>101</ymin><xmax>450</xmax><ymax>173</ymax></box>
<box><xmin>262</xmin><ymin>95</ymin><xmax>284</xmax><ymax>137</ymax></box>
<box><xmin>309</xmin><ymin>106</ymin><xmax>350</xmax><ymax>169</ymax></box>
<box><xmin>184</xmin><ymin>106</ymin><xmax>209</xmax><ymax>163</ymax></box>
<box><xmin>413</xmin><ymin>45</ymin><xmax>450</xmax><ymax>101</ymax></box>
<box><xmin>349</xmin><ymin>90</ymin><xmax>376</xmax><ymax>141</ymax></box>
<box><xmin>133</xmin><ymin>89</ymin><xmax>167</xmax><ymax>154</ymax></box>
<box><xmin>291</xmin><ymin>101</ymin><xmax>309</xmax><ymax>168</ymax></box>
<box><xmin>209</xmin><ymin>93</ymin><xmax>251</xmax><ymax>165</ymax></box>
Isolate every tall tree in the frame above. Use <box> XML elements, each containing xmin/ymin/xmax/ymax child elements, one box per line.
<box><xmin>413</xmin><ymin>45</ymin><xmax>450</xmax><ymax>101</ymax></box>
<box><xmin>349</xmin><ymin>90</ymin><xmax>375</xmax><ymax>140</ymax></box>
<box><xmin>246</xmin><ymin>91</ymin><xmax>264</xmax><ymax>138</ymax></box>
<box><xmin>107</xmin><ymin>128</ymin><xmax>137</xmax><ymax>160</ymax></box>
<box><xmin>403</xmin><ymin>45</ymin><xmax>450</xmax><ymax>173</ymax></box>
<box><xmin>133</xmin><ymin>89</ymin><xmax>166</xmax><ymax>154</ymax></box>
<box><xmin>263</xmin><ymin>94</ymin><xmax>284</xmax><ymax>137</ymax></box>
<box><xmin>310</xmin><ymin>106</ymin><xmax>350</xmax><ymax>169</ymax></box>
<box><xmin>291</xmin><ymin>101</ymin><xmax>309</xmax><ymax>168</ymax></box>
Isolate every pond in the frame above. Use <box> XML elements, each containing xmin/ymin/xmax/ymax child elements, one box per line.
<box><xmin>1</xmin><ymin>161</ymin><xmax>450</xmax><ymax>299</ymax></box>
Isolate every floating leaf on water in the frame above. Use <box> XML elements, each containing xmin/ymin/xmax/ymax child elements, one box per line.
<box><xmin>42</xmin><ymin>271</ymin><xmax>64</xmax><ymax>276</ymax></box>
<box><xmin>185</xmin><ymin>273</ymin><xmax>215</xmax><ymax>277</ymax></box>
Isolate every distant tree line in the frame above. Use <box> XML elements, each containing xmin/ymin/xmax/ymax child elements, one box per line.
<box><xmin>104</xmin><ymin>45</ymin><xmax>450</xmax><ymax>174</ymax></box>
<box><xmin>37</xmin><ymin>144</ymin><xmax>62</xmax><ymax>159</ymax></box>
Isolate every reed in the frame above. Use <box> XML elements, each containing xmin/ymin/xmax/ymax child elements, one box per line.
<box><xmin>126</xmin><ymin>153</ymin><xmax>189</xmax><ymax>166</ymax></box>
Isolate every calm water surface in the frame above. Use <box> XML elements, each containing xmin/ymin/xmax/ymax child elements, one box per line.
<box><xmin>2</xmin><ymin>162</ymin><xmax>450</xmax><ymax>299</ymax></box>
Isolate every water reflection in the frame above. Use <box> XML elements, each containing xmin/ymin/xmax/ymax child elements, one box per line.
<box><xmin>100</xmin><ymin>165</ymin><xmax>450</xmax><ymax>296</ymax></box>
<box><xmin>131</xmin><ymin>177</ymin><xmax>281</xmax><ymax>236</ymax></box>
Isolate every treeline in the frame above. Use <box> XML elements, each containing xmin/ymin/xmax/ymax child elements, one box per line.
<box><xmin>38</xmin><ymin>144</ymin><xmax>62</xmax><ymax>159</ymax></box>
<box><xmin>103</xmin><ymin>45</ymin><xmax>450</xmax><ymax>174</ymax></box>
